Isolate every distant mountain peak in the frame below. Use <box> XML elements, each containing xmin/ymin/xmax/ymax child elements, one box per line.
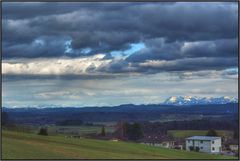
<box><xmin>169</xmin><ymin>96</ymin><xmax>178</xmax><ymax>102</ymax></box>
<box><xmin>164</xmin><ymin>96</ymin><xmax>238</xmax><ymax>105</ymax></box>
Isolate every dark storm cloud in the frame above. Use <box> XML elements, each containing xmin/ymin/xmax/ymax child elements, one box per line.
<box><xmin>3</xmin><ymin>36</ymin><xmax>68</xmax><ymax>58</ymax></box>
<box><xmin>99</xmin><ymin>57</ymin><xmax>237</xmax><ymax>74</ymax></box>
<box><xmin>3</xmin><ymin>2</ymin><xmax>237</xmax><ymax>60</ymax></box>
<box><xmin>2</xmin><ymin>2</ymin><xmax>133</xmax><ymax>20</ymax></box>
<box><xmin>126</xmin><ymin>38</ymin><xmax>183</xmax><ymax>62</ymax></box>
<box><xmin>138</xmin><ymin>57</ymin><xmax>237</xmax><ymax>72</ymax></box>
<box><xmin>126</xmin><ymin>38</ymin><xmax>238</xmax><ymax>62</ymax></box>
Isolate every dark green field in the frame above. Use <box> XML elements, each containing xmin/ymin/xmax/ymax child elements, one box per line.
<box><xmin>47</xmin><ymin>125</ymin><xmax>115</xmax><ymax>136</ymax></box>
<box><xmin>168</xmin><ymin>130</ymin><xmax>233</xmax><ymax>138</ymax></box>
<box><xmin>2</xmin><ymin>131</ymin><xmax>237</xmax><ymax>159</ymax></box>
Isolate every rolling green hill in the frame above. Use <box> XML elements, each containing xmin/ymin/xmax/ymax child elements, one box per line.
<box><xmin>2</xmin><ymin>131</ymin><xmax>237</xmax><ymax>159</ymax></box>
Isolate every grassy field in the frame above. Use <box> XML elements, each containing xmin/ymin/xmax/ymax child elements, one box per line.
<box><xmin>2</xmin><ymin>130</ymin><xmax>237</xmax><ymax>159</ymax></box>
<box><xmin>48</xmin><ymin>125</ymin><xmax>115</xmax><ymax>135</ymax></box>
<box><xmin>168</xmin><ymin>130</ymin><xmax>233</xmax><ymax>139</ymax></box>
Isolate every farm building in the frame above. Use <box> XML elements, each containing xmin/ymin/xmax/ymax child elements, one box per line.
<box><xmin>224</xmin><ymin>139</ymin><xmax>238</xmax><ymax>152</ymax></box>
<box><xmin>139</xmin><ymin>134</ymin><xmax>176</xmax><ymax>149</ymax></box>
<box><xmin>186</xmin><ymin>136</ymin><xmax>222</xmax><ymax>154</ymax></box>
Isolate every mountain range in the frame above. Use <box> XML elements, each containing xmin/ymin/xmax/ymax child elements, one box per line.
<box><xmin>163</xmin><ymin>96</ymin><xmax>238</xmax><ymax>105</ymax></box>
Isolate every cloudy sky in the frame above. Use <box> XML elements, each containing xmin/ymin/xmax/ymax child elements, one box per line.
<box><xmin>2</xmin><ymin>2</ymin><xmax>238</xmax><ymax>108</ymax></box>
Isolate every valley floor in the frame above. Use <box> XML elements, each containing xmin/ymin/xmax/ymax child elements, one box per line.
<box><xmin>2</xmin><ymin>130</ymin><xmax>237</xmax><ymax>159</ymax></box>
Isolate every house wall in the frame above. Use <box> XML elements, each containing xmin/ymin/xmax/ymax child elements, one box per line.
<box><xmin>210</xmin><ymin>138</ymin><xmax>222</xmax><ymax>153</ymax></box>
<box><xmin>186</xmin><ymin>139</ymin><xmax>211</xmax><ymax>153</ymax></box>
<box><xmin>186</xmin><ymin>138</ymin><xmax>222</xmax><ymax>154</ymax></box>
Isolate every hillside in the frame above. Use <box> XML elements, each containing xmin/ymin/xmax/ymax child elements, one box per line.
<box><xmin>2</xmin><ymin>131</ymin><xmax>236</xmax><ymax>159</ymax></box>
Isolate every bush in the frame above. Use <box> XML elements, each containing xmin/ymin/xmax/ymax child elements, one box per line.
<box><xmin>101</xmin><ymin>126</ymin><xmax>105</xmax><ymax>136</ymax></box>
<box><xmin>206</xmin><ymin>129</ymin><xmax>218</xmax><ymax>136</ymax></box>
<box><xmin>195</xmin><ymin>147</ymin><xmax>200</xmax><ymax>152</ymax></box>
<box><xmin>124</xmin><ymin>123</ymin><xmax>143</xmax><ymax>141</ymax></box>
<box><xmin>38</xmin><ymin>128</ymin><xmax>48</xmax><ymax>136</ymax></box>
<box><xmin>189</xmin><ymin>146</ymin><xmax>194</xmax><ymax>151</ymax></box>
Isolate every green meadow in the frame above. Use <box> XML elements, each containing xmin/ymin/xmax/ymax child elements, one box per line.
<box><xmin>2</xmin><ymin>130</ymin><xmax>237</xmax><ymax>159</ymax></box>
<box><xmin>168</xmin><ymin>130</ymin><xmax>233</xmax><ymax>138</ymax></box>
<box><xmin>47</xmin><ymin>125</ymin><xmax>115</xmax><ymax>135</ymax></box>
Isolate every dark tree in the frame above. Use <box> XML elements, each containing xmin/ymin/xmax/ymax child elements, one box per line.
<box><xmin>55</xmin><ymin>119</ymin><xmax>83</xmax><ymax>126</ymax></box>
<box><xmin>206</xmin><ymin>129</ymin><xmax>218</xmax><ymax>136</ymax></box>
<box><xmin>124</xmin><ymin>123</ymin><xmax>143</xmax><ymax>141</ymax></box>
<box><xmin>38</xmin><ymin>128</ymin><xmax>48</xmax><ymax>136</ymax></box>
<box><xmin>101</xmin><ymin>126</ymin><xmax>105</xmax><ymax>136</ymax></box>
<box><xmin>114</xmin><ymin>121</ymin><xmax>126</xmax><ymax>140</ymax></box>
<box><xmin>233</xmin><ymin>129</ymin><xmax>239</xmax><ymax>139</ymax></box>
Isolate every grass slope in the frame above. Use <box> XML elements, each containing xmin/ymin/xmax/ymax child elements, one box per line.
<box><xmin>2</xmin><ymin>131</ymin><xmax>236</xmax><ymax>159</ymax></box>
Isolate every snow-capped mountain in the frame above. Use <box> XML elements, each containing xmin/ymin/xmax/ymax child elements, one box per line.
<box><xmin>163</xmin><ymin>96</ymin><xmax>238</xmax><ymax>105</ymax></box>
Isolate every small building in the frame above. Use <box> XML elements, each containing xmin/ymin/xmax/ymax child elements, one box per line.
<box><xmin>229</xmin><ymin>145</ymin><xmax>238</xmax><ymax>152</ymax></box>
<box><xmin>224</xmin><ymin>139</ymin><xmax>238</xmax><ymax>152</ymax></box>
<box><xmin>173</xmin><ymin>139</ymin><xmax>184</xmax><ymax>150</ymax></box>
<box><xmin>111</xmin><ymin>138</ymin><xmax>119</xmax><ymax>142</ymax></box>
<box><xmin>186</xmin><ymin>136</ymin><xmax>222</xmax><ymax>154</ymax></box>
<box><xmin>140</xmin><ymin>134</ymin><xmax>175</xmax><ymax>148</ymax></box>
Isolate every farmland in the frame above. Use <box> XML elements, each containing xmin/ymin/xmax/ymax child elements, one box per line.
<box><xmin>2</xmin><ymin>130</ymin><xmax>237</xmax><ymax>159</ymax></box>
<box><xmin>168</xmin><ymin>130</ymin><xmax>233</xmax><ymax>139</ymax></box>
<box><xmin>47</xmin><ymin>125</ymin><xmax>115</xmax><ymax>135</ymax></box>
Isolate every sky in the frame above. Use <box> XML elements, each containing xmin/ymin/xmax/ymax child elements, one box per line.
<box><xmin>2</xmin><ymin>2</ymin><xmax>238</xmax><ymax>108</ymax></box>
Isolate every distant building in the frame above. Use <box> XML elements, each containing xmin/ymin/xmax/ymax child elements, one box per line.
<box><xmin>186</xmin><ymin>136</ymin><xmax>222</xmax><ymax>154</ymax></box>
<box><xmin>140</xmin><ymin>134</ymin><xmax>176</xmax><ymax>148</ymax></box>
<box><xmin>224</xmin><ymin>139</ymin><xmax>239</xmax><ymax>152</ymax></box>
<box><xmin>229</xmin><ymin>145</ymin><xmax>238</xmax><ymax>152</ymax></box>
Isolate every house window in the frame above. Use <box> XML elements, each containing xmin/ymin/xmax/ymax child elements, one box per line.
<box><xmin>212</xmin><ymin>147</ymin><xmax>215</xmax><ymax>151</ymax></box>
<box><xmin>188</xmin><ymin>140</ymin><xmax>190</xmax><ymax>143</ymax></box>
<box><xmin>212</xmin><ymin>141</ymin><xmax>214</xmax><ymax>144</ymax></box>
<box><xmin>200</xmin><ymin>140</ymin><xmax>203</xmax><ymax>143</ymax></box>
<box><xmin>200</xmin><ymin>147</ymin><xmax>203</xmax><ymax>149</ymax></box>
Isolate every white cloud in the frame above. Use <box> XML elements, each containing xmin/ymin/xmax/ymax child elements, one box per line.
<box><xmin>2</xmin><ymin>54</ymin><xmax>111</xmax><ymax>75</ymax></box>
<box><xmin>139</xmin><ymin>60</ymin><xmax>173</xmax><ymax>68</ymax></box>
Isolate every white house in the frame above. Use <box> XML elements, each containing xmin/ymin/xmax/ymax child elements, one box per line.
<box><xmin>185</xmin><ymin>136</ymin><xmax>222</xmax><ymax>154</ymax></box>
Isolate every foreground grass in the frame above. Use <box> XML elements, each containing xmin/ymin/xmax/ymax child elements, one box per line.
<box><xmin>168</xmin><ymin>130</ymin><xmax>233</xmax><ymax>138</ymax></box>
<box><xmin>2</xmin><ymin>130</ymin><xmax>237</xmax><ymax>159</ymax></box>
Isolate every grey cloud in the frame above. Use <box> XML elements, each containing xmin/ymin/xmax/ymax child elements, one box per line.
<box><xmin>3</xmin><ymin>36</ymin><xmax>67</xmax><ymax>58</ymax></box>
<box><xmin>98</xmin><ymin>56</ymin><xmax>237</xmax><ymax>75</ymax></box>
<box><xmin>182</xmin><ymin>39</ymin><xmax>238</xmax><ymax>58</ymax></box>
<box><xmin>126</xmin><ymin>38</ymin><xmax>183</xmax><ymax>62</ymax></box>
<box><xmin>3</xmin><ymin>72</ymin><xmax>238</xmax><ymax>107</ymax></box>
<box><xmin>138</xmin><ymin>57</ymin><xmax>237</xmax><ymax>72</ymax></box>
<box><xmin>3</xmin><ymin>2</ymin><xmax>238</xmax><ymax>59</ymax></box>
<box><xmin>127</xmin><ymin>38</ymin><xmax>237</xmax><ymax>62</ymax></box>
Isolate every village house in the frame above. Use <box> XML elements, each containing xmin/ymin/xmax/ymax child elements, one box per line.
<box><xmin>139</xmin><ymin>134</ymin><xmax>176</xmax><ymax>149</ymax></box>
<box><xmin>186</xmin><ymin>136</ymin><xmax>222</xmax><ymax>154</ymax></box>
<box><xmin>224</xmin><ymin>139</ymin><xmax>239</xmax><ymax>152</ymax></box>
